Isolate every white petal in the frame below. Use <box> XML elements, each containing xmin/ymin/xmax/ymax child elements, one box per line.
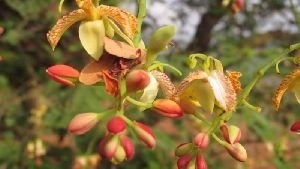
<box><xmin>139</xmin><ymin>72</ymin><xmax>159</xmax><ymax>110</ymax></box>
<box><xmin>79</xmin><ymin>20</ymin><xmax>105</xmax><ymax>60</ymax></box>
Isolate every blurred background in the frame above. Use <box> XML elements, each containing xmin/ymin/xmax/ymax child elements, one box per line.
<box><xmin>1</xmin><ymin>0</ymin><xmax>300</xmax><ymax>168</ymax></box>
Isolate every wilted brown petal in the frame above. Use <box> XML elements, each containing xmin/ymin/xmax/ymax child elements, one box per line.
<box><xmin>104</xmin><ymin>37</ymin><xmax>145</xmax><ymax>59</ymax></box>
<box><xmin>79</xmin><ymin>54</ymin><xmax>116</xmax><ymax>85</ymax></box>
<box><xmin>151</xmin><ymin>70</ymin><xmax>176</xmax><ymax>98</ymax></box>
<box><xmin>98</xmin><ymin>5</ymin><xmax>137</xmax><ymax>39</ymax></box>
<box><xmin>273</xmin><ymin>69</ymin><xmax>300</xmax><ymax>111</ymax></box>
<box><xmin>47</xmin><ymin>9</ymin><xmax>87</xmax><ymax>50</ymax></box>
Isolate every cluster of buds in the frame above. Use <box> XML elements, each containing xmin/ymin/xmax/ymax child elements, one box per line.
<box><xmin>220</xmin><ymin>124</ymin><xmax>247</xmax><ymax>162</ymax></box>
<box><xmin>222</xmin><ymin>0</ymin><xmax>245</xmax><ymax>13</ymax></box>
<box><xmin>175</xmin><ymin>133</ymin><xmax>209</xmax><ymax>169</ymax></box>
<box><xmin>98</xmin><ymin>116</ymin><xmax>157</xmax><ymax>164</ymax></box>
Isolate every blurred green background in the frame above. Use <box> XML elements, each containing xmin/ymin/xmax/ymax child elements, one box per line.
<box><xmin>1</xmin><ymin>0</ymin><xmax>300</xmax><ymax>168</ymax></box>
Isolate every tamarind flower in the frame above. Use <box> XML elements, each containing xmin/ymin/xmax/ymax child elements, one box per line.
<box><xmin>273</xmin><ymin>69</ymin><xmax>300</xmax><ymax>111</ymax></box>
<box><xmin>172</xmin><ymin>70</ymin><xmax>236</xmax><ymax>114</ymax></box>
<box><xmin>47</xmin><ymin>0</ymin><xmax>137</xmax><ymax>60</ymax></box>
<box><xmin>79</xmin><ymin>37</ymin><xmax>146</xmax><ymax>96</ymax></box>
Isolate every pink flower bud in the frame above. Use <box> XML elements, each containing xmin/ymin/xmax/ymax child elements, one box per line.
<box><xmin>133</xmin><ymin>121</ymin><xmax>156</xmax><ymax>148</ymax></box>
<box><xmin>225</xmin><ymin>143</ymin><xmax>247</xmax><ymax>162</ymax></box>
<box><xmin>98</xmin><ymin>136</ymin><xmax>110</xmax><ymax>157</ymax></box>
<box><xmin>196</xmin><ymin>154</ymin><xmax>207</xmax><ymax>169</ymax></box>
<box><xmin>126</xmin><ymin>70</ymin><xmax>150</xmax><ymax>92</ymax></box>
<box><xmin>0</xmin><ymin>26</ymin><xmax>4</xmax><ymax>35</ymax></box>
<box><xmin>120</xmin><ymin>136</ymin><xmax>135</xmax><ymax>160</ymax></box>
<box><xmin>220</xmin><ymin>124</ymin><xmax>241</xmax><ymax>144</ymax></box>
<box><xmin>107</xmin><ymin>116</ymin><xmax>126</xmax><ymax>134</ymax></box>
<box><xmin>177</xmin><ymin>154</ymin><xmax>193</xmax><ymax>169</ymax></box>
<box><xmin>175</xmin><ymin>143</ymin><xmax>193</xmax><ymax>157</ymax></box>
<box><xmin>193</xmin><ymin>133</ymin><xmax>209</xmax><ymax>149</ymax></box>
<box><xmin>46</xmin><ymin>65</ymin><xmax>80</xmax><ymax>86</ymax></box>
<box><xmin>103</xmin><ymin>135</ymin><xmax>119</xmax><ymax>160</ymax></box>
<box><xmin>291</xmin><ymin>120</ymin><xmax>300</xmax><ymax>133</ymax></box>
<box><xmin>152</xmin><ymin>99</ymin><xmax>183</xmax><ymax>118</ymax></box>
<box><xmin>68</xmin><ymin>113</ymin><xmax>98</xmax><ymax>135</ymax></box>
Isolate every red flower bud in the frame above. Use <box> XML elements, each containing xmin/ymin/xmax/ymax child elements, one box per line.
<box><xmin>152</xmin><ymin>99</ymin><xmax>183</xmax><ymax>118</ymax></box>
<box><xmin>291</xmin><ymin>120</ymin><xmax>300</xmax><ymax>133</ymax></box>
<box><xmin>220</xmin><ymin>124</ymin><xmax>241</xmax><ymax>144</ymax></box>
<box><xmin>133</xmin><ymin>121</ymin><xmax>156</xmax><ymax>148</ymax></box>
<box><xmin>98</xmin><ymin>136</ymin><xmax>110</xmax><ymax>157</ymax></box>
<box><xmin>175</xmin><ymin>143</ymin><xmax>193</xmax><ymax>157</ymax></box>
<box><xmin>107</xmin><ymin>116</ymin><xmax>126</xmax><ymax>134</ymax></box>
<box><xmin>196</xmin><ymin>154</ymin><xmax>207</xmax><ymax>169</ymax></box>
<box><xmin>231</xmin><ymin>0</ymin><xmax>244</xmax><ymax>13</ymax></box>
<box><xmin>0</xmin><ymin>26</ymin><xmax>4</xmax><ymax>35</ymax></box>
<box><xmin>46</xmin><ymin>65</ymin><xmax>80</xmax><ymax>86</ymax></box>
<box><xmin>68</xmin><ymin>113</ymin><xmax>98</xmax><ymax>135</ymax></box>
<box><xmin>126</xmin><ymin>70</ymin><xmax>150</xmax><ymax>92</ymax></box>
<box><xmin>225</xmin><ymin>143</ymin><xmax>247</xmax><ymax>162</ymax></box>
<box><xmin>120</xmin><ymin>135</ymin><xmax>135</xmax><ymax>160</ymax></box>
<box><xmin>177</xmin><ymin>154</ymin><xmax>193</xmax><ymax>169</ymax></box>
<box><xmin>193</xmin><ymin>133</ymin><xmax>209</xmax><ymax>149</ymax></box>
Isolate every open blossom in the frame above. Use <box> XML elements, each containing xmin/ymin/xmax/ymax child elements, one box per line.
<box><xmin>47</xmin><ymin>0</ymin><xmax>137</xmax><ymax>60</ymax></box>
<box><xmin>273</xmin><ymin>69</ymin><xmax>300</xmax><ymax>110</ymax></box>
<box><xmin>172</xmin><ymin>70</ymin><xmax>236</xmax><ymax>114</ymax></box>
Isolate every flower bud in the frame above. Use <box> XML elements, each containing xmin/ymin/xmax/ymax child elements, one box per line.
<box><xmin>177</xmin><ymin>154</ymin><xmax>193</xmax><ymax>169</ymax></box>
<box><xmin>231</xmin><ymin>0</ymin><xmax>244</xmax><ymax>13</ymax></box>
<box><xmin>111</xmin><ymin>145</ymin><xmax>126</xmax><ymax>164</ymax></box>
<box><xmin>120</xmin><ymin>135</ymin><xmax>135</xmax><ymax>160</ymax></box>
<box><xmin>98</xmin><ymin>135</ymin><xmax>110</xmax><ymax>157</ymax></box>
<box><xmin>0</xmin><ymin>26</ymin><xmax>4</xmax><ymax>35</ymax></box>
<box><xmin>175</xmin><ymin>143</ymin><xmax>193</xmax><ymax>157</ymax></box>
<box><xmin>193</xmin><ymin>133</ymin><xmax>209</xmax><ymax>149</ymax></box>
<box><xmin>107</xmin><ymin>116</ymin><xmax>126</xmax><ymax>134</ymax></box>
<box><xmin>133</xmin><ymin>121</ymin><xmax>156</xmax><ymax>148</ymax></box>
<box><xmin>126</xmin><ymin>70</ymin><xmax>150</xmax><ymax>92</ymax></box>
<box><xmin>196</xmin><ymin>154</ymin><xmax>207</xmax><ymax>169</ymax></box>
<box><xmin>152</xmin><ymin>99</ymin><xmax>183</xmax><ymax>118</ymax></box>
<box><xmin>291</xmin><ymin>120</ymin><xmax>300</xmax><ymax>133</ymax></box>
<box><xmin>225</xmin><ymin>143</ymin><xmax>247</xmax><ymax>162</ymax></box>
<box><xmin>68</xmin><ymin>113</ymin><xmax>98</xmax><ymax>135</ymax></box>
<box><xmin>46</xmin><ymin>65</ymin><xmax>79</xmax><ymax>86</ymax></box>
<box><xmin>103</xmin><ymin>135</ymin><xmax>119</xmax><ymax>160</ymax></box>
<box><xmin>220</xmin><ymin>124</ymin><xmax>241</xmax><ymax>144</ymax></box>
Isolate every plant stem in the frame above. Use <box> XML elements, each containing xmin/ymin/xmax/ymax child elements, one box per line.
<box><xmin>238</xmin><ymin>49</ymin><xmax>291</xmax><ymax>103</ymax></box>
<box><xmin>133</xmin><ymin>0</ymin><xmax>147</xmax><ymax>47</ymax></box>
<box><xmin>126</xmin><ymin>96</ymin><xmax>152</xmax><ymax>109</ymax></box>
<box><xmin>290</xmin><ymin>0</ymin><xmax>300</xmax><ymax>29</ymax></box>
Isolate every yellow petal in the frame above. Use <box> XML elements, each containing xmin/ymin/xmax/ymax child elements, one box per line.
<box><xmin>273</xmin><ymin>69</ymin><xmax>300</xmax><ymax>110</ymax></box>
<box><xmin>226</xmin><ymin>71</ymin><xmax>242</xmax><ymax>94</ymax></box>
<box><xmin>47</xmin><ymin>9</ymin><xmax>87</xmax><ymax>50</ymax></box>
<box><xmin>79</xmin><ymin>20</ymin><xmax>105</xmax><ymax>60</ymax></box>
<box><xmin>175</xmin><ymin>71</ymin><xmax>215</xmax><ymax>114</ymax></box>
<box><xmin>98</xmin><ymin>5</ymin><xmax>137</xmax><ymax>39</ymax></box>
<box><xmin>208</xmin><ymin>71</ymin><xmax>236</xmax><ymax>112</ymax></box>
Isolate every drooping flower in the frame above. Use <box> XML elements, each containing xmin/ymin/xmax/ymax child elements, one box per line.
<box><xmin>47</xmin><ymin>0</ymin><xmax>137</xmax><ymax>60</ymax></box>
<box><xmin>78</xmin><ymin>37</ymin><xmax>146</xmax><ymax>96</ymax></box>
<box><xmin>273</xmin><ymin>69</ymin><xmax>300</xmax><ymax>111</ymax></box>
